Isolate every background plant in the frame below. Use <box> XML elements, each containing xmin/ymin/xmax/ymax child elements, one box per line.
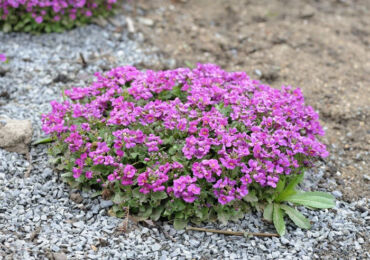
<box><xmin>0</xmin><ymin>0</ymin><xmax>118</xmax><ymax>33</ymax></box>
<box><xmin>0</xmin><ymin>53</ymin><xmax>6</xmax><ymax>62</ymax></box>
<box><xmin>41</xmin><ymin>64</ymin><xmax>334</xmax><ymax>235</ymax></box>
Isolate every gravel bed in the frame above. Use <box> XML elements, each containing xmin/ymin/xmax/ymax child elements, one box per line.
<box><xmin>0</xmin><ymin>18</ymin><xmax>369</xmax><ymax>260</ymax></box>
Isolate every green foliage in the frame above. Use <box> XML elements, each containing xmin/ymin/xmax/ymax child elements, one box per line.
<box><xmin>273</xmin><ymin>203</ymin><xmax>286</xmax><ymax>236</ymax></box>
<box><xmin>0</xmin><ymin>5</ymin><xmax>115</xmax><ymax>33</ymax></box>
<box><xmin>49</xmin><ymin>133</ymin><xmax>334</xmax><ymax>236</ymax></box>
<box><xmin>261</xmin><ymin>174</ymin><xmax>335</xmax><ymax>236</ymax></box>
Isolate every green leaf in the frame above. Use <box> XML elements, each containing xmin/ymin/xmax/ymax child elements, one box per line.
<box><xmin>275</xmin><ymin>174</ymin><xmax>304</xmax><ymax>202</ymax></box>
<box><xmin>151</xmin><ymin>191</ymin><xmax>168</xmax><ymax>201</ymax></box>
<box><xmin>284</xmin><ymin>192</ymin><xmax>335</xmax><ymax>209</ymax></box>
<box><xmin>242</xmin><ymin>191</ymin><xmax>258</xmax><ymax>203</ymax></box>
<box><xmin>91</xmin><ymin>191</ymin><xmax>102</xmax><ymax>198</ymax></box>
<box><xmin>132</xmin><ymin>187</ymin><xmax>147</xmax><ymax>202</ymax></box>
<box><xmin>275</xmin><ymin>178</ymin><xmax>285</xmax><ymax>194</ymax></box>
<box><xmin>138</xmin><ymin>206</ymin><xmax>152</xmax><ymax>218</ymax></box>
<box><xmin>184</xmin><ymin>60</ymin><xmax>195</xmax><ymax>69</ymax></box>
<box><xmin>151</xmin><ymin>205</ymin><xmax>164</xmax><ymax>221</ymax></box>
<box><xmin>174</xmin><ymin>218</ymin><xmax>188</xmax><ymax>230</ymax></box>
<box><xmin>217</xmin><ymin>211</ymin><xmax>230</xmax><ymax>225</ymax></box>
<box><xmin>112</xmin><ymin>192</ymin><xmax>125</xmax><ymax>204</ymax></box>
<box><xmin>32</xmin><ymin>136</ymin><xmax>54</xmax><ymax>145</ymax></box>
<box><xmin>130</xmin><ymin>152</ymin><xmax>139</xmax><ymax>159</ymax></box>
<box><xmin>163</xmin><ymin>136</ymin><xmax>175</xmax><ymax>145</ymax></box>
<box><xmin>280</xmin><ymin>204</ymin><xmax>311</xmax><ymax>229</ymax></box>
<box><xmin>91</xmin><ymin>164</ymin><xmax>115</xmax><ymax>174</ymax></box>
<box><xmin>195</xmin><ymin>207</ymin><xmax>209</xmax><ymax>220</ymax></box>
<box><xmin>230</xmin><ymin>209</ymin><xmax>244</xmax><ymax>221</ymax></box>
<box><xmin>273</xmin><ymin>203</ymin><xmax>286</xmax><ymax>236</ymax></box>
<box><xmin>172</xmin><ymin>199</ymin><xmax>186</xmax><ymax>211</ymax></box>
<box><xmin>3</xmin><ymin>23</ymin><xmax>12</xmax><ymax>33</ymax></box>
<box><xmin>263</xmin><ymin>203</ymin><xmax>273</xmax><ymax>222</ymax></box>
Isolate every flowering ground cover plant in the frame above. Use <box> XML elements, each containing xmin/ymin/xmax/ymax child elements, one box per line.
<box><xmin>0</xmin><ymin>0</ymin><xmax>117</xmax><ymax>33</ymax></box>
<box><xmin>41</xmin><ymin>64</ymin><xmax>335</xmax><ymax>235</ymax></box>
<box><xmin>0</xmin><ymin>53</ymin><xmax>6</xmax><ymax>62</ymax></box>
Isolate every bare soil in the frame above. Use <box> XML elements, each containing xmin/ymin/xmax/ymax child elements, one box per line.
<box><xmin>123</xmin><ymin>0</ymin><xmax>370</xmax><ymax>201</ymax></box>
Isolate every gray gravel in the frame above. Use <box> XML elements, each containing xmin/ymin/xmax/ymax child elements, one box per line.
<box><xmin>0</xmin><ymin>18</ymin><xmax>369</xmax><ymax>260</ymax></box>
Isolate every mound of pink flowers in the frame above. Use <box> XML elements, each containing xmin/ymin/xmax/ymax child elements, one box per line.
<box><xmin>0</xmin><ymin>53</ymin><xmax>6</xmax><ymax>62</ymax></box>
<box><xmin>0</xmin><ymin>0</ymin><xmax>117</xmax><ymax>32</ymax></box>
<box><xmin>42</xmin><ymin>64</ymin><xmax>328</xmax><ymax>224</ymax></box>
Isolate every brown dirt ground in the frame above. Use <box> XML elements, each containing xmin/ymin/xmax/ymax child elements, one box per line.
<box><xmin>122</xmin><ymin>0</ymin><xmax>370</xmax><ymax>202</ymax></box>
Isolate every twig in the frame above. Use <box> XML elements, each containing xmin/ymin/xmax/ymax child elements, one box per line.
<box><xmin>30</xmin><ymin>226</ymin><xmax>41</xmax><ymax>242</ymax></box>
<box><xmin>24</xmin><ymin>148</ymin><xmax>32</xmax><ymax>178</ymax></box>
<box><xmin>123</xmin><ymin>206</ymin><xmax>130</xmax><ymax>232</ymax></box>
<box><xmin>185</xmin><ymin>226</ymin><xmax>279</xmax><ymax>237</ymax></box>
<box><xmin>117</xmin><ymin>206</ymin><xmax>130</xmax><ymax>233</ymax></box>
<box><xmin>156</xmin><ymin>224</ymin><xmax>176</xmax><ymax>242</ymax></box>
<box><xmin>79</xmin><ymin>52</ymin><xmax>87</xmax><ymax>68</ymax></box>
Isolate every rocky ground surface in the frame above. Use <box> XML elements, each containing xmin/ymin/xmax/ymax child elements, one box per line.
<box><xmin>0</xmin><ymin>1</ymin><xmax>369</xmax><ymax>259</ymax></box>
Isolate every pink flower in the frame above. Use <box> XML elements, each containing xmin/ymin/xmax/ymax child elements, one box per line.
<box><xmin>35</xmin><ymin>16</ymin><xmax>43</xmax><ymax>24</ymax></box>
<box><xmin>41</xmin><ymin>63</ymin><xmax>329</xmax><ymax>214</ymax></box>
<box><xmin>199</xmin><ymin>128</ymin><xmax>209</xmax><ymax>137</ymax></box>
<box><xmin>0</xmin><ymin>54</ymin><xmax>6</xmax><ymax>62</ymax></box>
<box><xmin>85</xmin><ymin>171</ymin><xmax>93</xmax><ymax>179</ymax></box>
<box><xmin>171</xmin><ymin>175</ymin><xmax>201</xmax><ymax>203</ymax></box>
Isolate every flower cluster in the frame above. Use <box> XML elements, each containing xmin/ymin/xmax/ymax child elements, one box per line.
<box><xmin>43</xmin><ymin>63</ymin><xmax>328</xmax><ymax>224</ymax></box>
<box><xmin>137</xmin><ymin>164</ymin><xmax>170</xmax><ymax>194</ymax></box>
<box><xmin>0</xmin><ymin>54</ymin><xmax>6</xmax><ymax>62</ymax></box>
<box><xmin>168</xmin><ymin>175</ymin><xmax>201</xmax><ymax>203</ymax></box>
<box><xmin>0</xmin><ymin>0</ymin><xmax>117</xmax><ymax>32</ymax></box>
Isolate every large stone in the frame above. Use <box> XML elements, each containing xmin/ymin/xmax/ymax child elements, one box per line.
<box><xmin>0</xmin><ymin>118</ymin><xmax>32</xmax><ymax>154</ymax></box>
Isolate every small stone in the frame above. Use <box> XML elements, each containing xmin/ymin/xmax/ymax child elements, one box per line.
<box><xmin>125</xmin><ymin>17</ymin><xmax>135</xmax><ymax>33</ymax></box>
<box><xmin>151</xmin><ymin>243</ymin><xmax>161</xmax><ymax>251</ymax></box>
<box><xmin>354</xmin><ymin>241</ymin><xmax>361</xmax><ymax>250</ymax></box>
<box><xmin>189</xmin><ymin>239</ymin><xmax>200</xmax><ymax>247</ymax></box>
<box><xmin>42</xmin><ymin>168</ymin><xmax>53</xmax><ymax>178</ymax></box>
<box><xmin>254</xmin><ymin>69</ymin><xmax>262</xmax><ymax>77</ymax></box>
<box><xmin>53</xmin><ymin>253</ymin><xmax>67</xmax><ymax>260</ymax></box>
<box><xmin>70</xmin><ymin>192</ymin><xmax>83</xmax><ymax>204</ymax></box>
<box><xmin>332</xmin><ymin>190</ymin><xmax>343</xmax><ymax>198</ymax></box>
<box><xmin>137</xmin><ymin>17</ymin><xmax>154</xmax><ymax>26</ymax></box>
<box><xmin>51</xmin><ymin>245</ymin><xmax>60</xmax><ymax>252</ymax></box>
<box><xmin>299</xmin><ymin>5</ymin><xmax>315</xmax><ymax>19</ymax></box>
<box><xmin>92</xmin><ymin>205</ymin><xmax>100</xmax><ymax>214</ymax></box>
<box><xmin>0</xmin><ymin>118</ymin><xmax>32</xmax><ymax>154</ymax></box>
<box><xmin>183</xmin><ymin>250</ymin><xmax>192</xmax><ymax>259</ymax></box>
<box><xmin>141</xmin><ymin>227</ymin><xmax>149</xmax><ymax>234</ymax></box>
<box><xmin>281</xmin><ymin>237</ymin><xmax>290</xmax><ymax>244</ymax></box>
<box><xmin>170</xmin><ymin>248</ymin><xmax>181</xmax><ymax>257</ymax></box>
<box><xmin>73</xmin><ymin>221</ymin><xmax>84</xmax><ymax>228</ymax></box>
<box><xmin>100</xmin><ymin>200</ymin><xmax>113</xmax><ymax>208</ymax></box>
<box><xmin>259</xmin><ymin>244</ymin><xmax>267</xmax><ymax>251</ymax></box>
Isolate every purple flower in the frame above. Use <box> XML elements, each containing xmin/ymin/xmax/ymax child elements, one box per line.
<box><xmin>171</xmin><ymin>175</ymin><xmax>201</xmax><ymax>203</ymax></box>
<box><xmin>42</xmin><ymin>63</ymin><xmax>329</xmax><ymax>212</ymax></box>
<box><xmin>35</xmin><ymin>16</ymin><xmax>43</xmax><ymax>24</ymax></box>
<box><xmin>0</xmin><ymin>54</ymin><xmax>6</xmax><ymax>63</ymax></box>
<box><xmin>85</xmin><ymin>171</ymin><xmax>93</xmax><ymax>179</ymax></box>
